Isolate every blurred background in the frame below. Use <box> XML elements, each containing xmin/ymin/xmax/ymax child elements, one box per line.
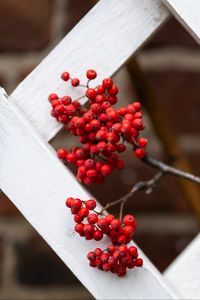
<box><xmin>0</xmin><ymin>0</ymin><xmax>200</xmax><ymax>299</ymax></box>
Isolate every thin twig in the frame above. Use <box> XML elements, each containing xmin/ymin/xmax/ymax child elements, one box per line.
<box><xmin>98</xmin><ymin>171</ymin><xmax>164</xmax><ymax>216</ymax></box>
<box><xmin>143</xmin><ymin>156</ymin><xmax>200</xmax><ymax>184</ymax></box>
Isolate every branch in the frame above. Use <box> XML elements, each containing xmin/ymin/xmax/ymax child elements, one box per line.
<box><xmin>143</xmin><ymin>156</ymin><xmax>200</xmax><ymax>184</ymax></box>
<box><xmin>99</xmin><ymin>171</ymin><xmax>164</xmax><ymax>217</ymax></box>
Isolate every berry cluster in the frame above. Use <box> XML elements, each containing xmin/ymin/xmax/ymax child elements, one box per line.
<box><xmin>88</xmin><ymin>245</ymin><xmax>143</xmax><ymax>277</ymax></box>
<box><xmin>48</xmin><ymin>69</ymin><xmax>148</xmax><ymax>185</ymax></box>
<box><xmin>66</xmin><ymin>197</ymin><xmax>143</xmax><ymax>277</ymax></box>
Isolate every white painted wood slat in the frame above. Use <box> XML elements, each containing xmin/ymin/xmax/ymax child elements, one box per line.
<box><xmin>11</xmin><ymin>0</ymin><xmax>168</xmax><ymax>142</ymax></box>
<box><xmin>164</xmin><ymin>233</ymin><xmax>200</xmax><ymax>299</ymax></box>
<box><xmin>0</xmin><ymin>90</ymin><xmax>176</xmax><ymax>299</ymax></box>
<box><xmin>162</xmin><ymin>0</ymin><xmax>200</xmax><ymax>44</ymax></box>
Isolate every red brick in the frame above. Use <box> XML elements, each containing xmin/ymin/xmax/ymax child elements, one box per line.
<box><xmin>0</xmin><ymin>0</ymin><xmax>52</xmax><ymax>51</ymax></box>
<box><xmin>65</xmin><ymin>0</ymin><xmax>97</xmax><ymax>34</ymax></box>
<box><xmin>15</xmin><ymin>234</ymin><xmax>85</xmax><ymax>286</ymax></box>
<box><xmin>147</xmin><ymin>16</ymin><xmax>198</xmax><ymax>48</ymax></box>
<box><xmin>145</xmin><ymin>71</ymin><xmax>200</xmax><ymax>134</ymax></box>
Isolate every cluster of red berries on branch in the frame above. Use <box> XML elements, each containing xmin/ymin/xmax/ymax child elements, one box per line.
<box><xmin>66</xmin><ymin>197</ymin><xmax>143</xmax><ymax>277</ymax></box>
<box><xmin>48</xmin><ymin>69</ymin><xmax>148</xmax><ymax>185</ymax></box>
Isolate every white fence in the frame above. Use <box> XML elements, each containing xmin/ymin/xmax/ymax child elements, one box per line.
<box><xmin>0</xmin><ymin>1</ymin><xmax>200</xmax><ymax>299</ymax></box>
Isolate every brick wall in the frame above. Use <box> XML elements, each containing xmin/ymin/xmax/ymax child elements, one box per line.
<box><xmin>0</xmin><ymin>1</ymin><xmax>200</xmax><ymax>299</ymax></box>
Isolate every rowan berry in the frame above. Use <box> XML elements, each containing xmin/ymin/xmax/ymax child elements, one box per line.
<box><xmin>135</xmin><ymin>258</ymin><xmax>143</xmax><ymax>267</ymax></box>
<box><xmin>61</xmin><ymin>72</ymin><xmax>70</xmax><ymax>81</ymax></box>
<box><xmin>48</xmin><ymin>93</ymin><xmax>58</xmax><ymax>101</ymax></box>
<box><xmin>71</xmin><ymin>78</ymin><xmax>80</xmax><ymax>86</ymax></box>
<box><xmin>138</xmin><ymin>137</ymin><xmax>148</xmax><ymax>148</ymax></box>
<box><xmin>85</xmin><ymin>199</ymin><xmax>96</xmax><ymax>210</ymax></box>
<box><xmin>86</xmin><ymin>88</ymin><xmax>96</xmax><ymax>99</ymax></box>
<box><xmin>94</xmin><ymin>248</ymin><xmax>102</xmax><ymax>257</ymax></box>
<box><xmin>93</xmin><ymin>230</ymin><xmax>103</xmax><ymax>241</ymax></box>
<box><xmin>78</xmin><ymin>207</ymin><xmax>89</xmax><ymax>218</ymax></box>
<box><xmin>97</xmin><ymin>218</ymin><xmax>109</xmax><ymax>230</ymax></box>
<box><xmin>134</xmin><ymin>148</ymin><xmax>146</xmax><ymax>159</ymax></box>
<box><xmin>65</xmin><ymin>197</ymin><xmax>73</xmax><ymax>208</ymax></box>
<box><xmin>111</xmin><ymin>219</ymin><xmax>121</xmax><ymax>229</ymax></box>
<box><xmin>86</xmin><ymin>69</ymin><xmax>97</xmax><ymax>80</ymax></box>
<box><xmin>102</xmin><ymin>78</ymin><xmax>113</xmax><ymax>89</ymax></box>
<box><xmin>57</xmin><ymin>148</ymin><xmax>66</xmax><ymax>159</ymax></box>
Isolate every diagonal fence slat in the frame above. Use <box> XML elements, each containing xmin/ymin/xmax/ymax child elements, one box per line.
<box><xmin>0</xmin><ymin>90</ymin><xmax>176</xmax><ymax>299</ymax></box>
<box><xmin>10</xmin><ymin>0</ymin><xmax>168</xmax><ymax>142</ymax></box>
<box><xmin>164</xmin><ymin>233</ymin><xmax>200</xmax><ymax>299</ymax></box>
<box><xmin>162</xmin><ymin>0</ymin><xmax>200</xmax><ymax>44</ymax></box>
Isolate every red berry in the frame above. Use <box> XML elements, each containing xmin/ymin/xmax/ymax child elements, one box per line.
<box><xmin>87</xmin><ymin>213</ymin><xmax>98</xmax><ymax>224</ymax></box>
<box><xmin>85</xmin><ymin>199</ymin><xmax>96</xmax><ymax>210</ymax></box>
<box><xmin>86</xmin><ymin>88</ymin><xmax>97</xmax><ymax>99</ymax></box>
<box><xmin>107</xmin><ymin>245</ymin><xmax>115</xmax><ymax>254</ymax></box>
<box><xmin>79</xmin><ymin>207</ymin><xmax>89</xmax><ymax>218</ymax></box>
<box><xmin>94</xmin><ymin>248</ymin><xmax>102</xmax><ymax>257</ymax></box>
<box><xmin>97</xmin><ymin>85</ymin><xmax>105</xmax><ymax>94</ymax></box>
<box><xmin>95</xmin><ymin>94</ymin><xmax>105</xmax><ymax>104</ymax></box>
<box><xmin>87</xmin><ymin>251</ymin><xmax>95</xmax><ymax>261</ymax></box>
<box><xmin>85</xmin><ymin>159</ymin><xmax>95</xmax><ymax>170</ymax></box>
<box><xmin>117</xmin><ymin>235</ymin><xmax>127</xmax><ymax>245</ymax></box>
<box><xmin>105</xmin><ymin>214</ymin><xmax>115</xmax><ymax>224</ymax></box>
<box><xmin>71</xmin><ymin>78</ymin><xmax>80</xmax><ymax>86</ymax></box>
<box><xmin>133</xmin><ymin>102</ymin><xmax>141</xmax><ymax>111</ymax></box>
<box><xmin>135</xmin><ymin>258</ymin><xmax>143</xmax><ymax>267</ymax></box>
<box><xmin>117</xmin><ymin>144</ymin><xmax>126</xmax><ymax>153</ymax></box>
<box><xmin>66</xmin><ymin>153</ymin><xmax>76</xmax><ymax>163</ymax></box>
<box><xmin>138</xmin><ymin>137</ymin><xmax>148</xmax><ymax>148</ymax></box>
<box><xmin>97</xmin><ymin>141</ymin><xmax>107</xmax><ymax>152</ymax></box>
<box><xmin>102</xmin><ymin>78</ymin><xmax>113</xmax><ymax>89</ymax></box>
<box><xmin>86</xmin><ymin>69</ymin><xmax>97</xmax><ymax>80</ymax></box>
<box><xmin>101</xmin><ymin>253</ymin><xmax>110</xmax><ymax>263</ymax></box>
<box><xmin>111</xmin><ymin>219</ymin><xmax>121</xmax><ymax>229</ymax></box>
<box><xmin>107</xmin><ymin>85</ymin><xmax>118</xmax><ymax>96</ymax></box>
<box><xmin>65</xmin><ymin>197</ymin><xmax>73</xmax><ymax>208</ymax></box>
<box><xmin>134</xmin><ymin>148</ymin><xmax>146</xmax><ymax>159</ymax></box>
<box><xmin>123</xmin><ymin>226</ymin><xmax>134</xmax><ymax>237</ymax></box>
<box><xmin>57</xmin><ymin>148</ymin><xmax>66</xmax><ymax>159</ymax></box>
<box><xmin>74</xmin><ymin>223</ymin><xmax>84</xmax><ymax>234</ymax></box>
<box><xmin>128</xmin><ymin>246</ymin><xmax>138</xmax><ymax>257</ymax></box>
<box><xmin>48</xmin><ymin>93</ymin><xmax>58</xmax><ymax>101</ymax></box>
<box><xmin>101</xmin><ymin>164</ymin><xmax>113</xmax><ymax>176</ymax></box>
<box><xmin>93</xmin><ymin>230</ymin><xmax>103</xmax><ymax>241</ymax></box>
<box><xmin>102</xmin><ymin>262</ymin><xmax>111</xmax><ymax>271</ymax></box>
<box><xmin>74</xmin><ymin>214</ymin><xmax>84</xmax><ymax>223</ymax></box>
<box><xmin>117</xmin><ymin>266</ymin><xmax>126</xmax><ymax>277</ymax></box>
<box><xmin>97</xmin><ymin>218</ymin><xmax>109</xmax><ymax>230</ymax></box>
<box><xmin>118</xmin><ymin>244</ymin><xmax>128</xmax><ymax>256</ymax></box>
<box><xmin>84</xmin><ymin>224</ymin><xmax>94</xmax><ymax>235</ymax></box>
<box><xmin>133</xmin><ymin>118</ymin><xmax>143</xmax><ymax>130</ymax></box>
<box><xmin>123</xmin><ymin>215</ymin><xmax>137</xmax><ymax>227</ymax></box>
<box><xmin>61</xmin><ymin>72</ymin><xmax>70</xmax><ymax>81</ymax></box>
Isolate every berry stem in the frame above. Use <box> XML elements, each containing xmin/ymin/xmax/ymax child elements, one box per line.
<box><xmin>99</xmin><ymin>171</ymin><xmax>164</xmax><ymax>215</ymax></box>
